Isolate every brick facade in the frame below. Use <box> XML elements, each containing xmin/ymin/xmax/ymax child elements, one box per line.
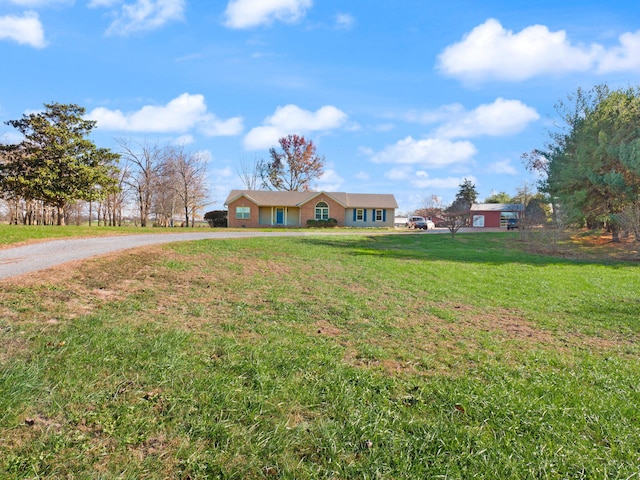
<box><xmin>299</xmin><ymin>195</ymin><xmax>346</xmax><ymax>226</ymax></box>
<box><xmin>227</xmin><ymin>197</ymin><xmax>261</xmax><ymax>228</ymax></box>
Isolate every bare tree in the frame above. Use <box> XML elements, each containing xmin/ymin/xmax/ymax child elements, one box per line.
<box><xmin>117</xmin><ymin>138</ymin><xmax>164</xmax><ymax>227</ymax></box>
<box><xmin>165</xmin><ymin>145</ymin><xmax>209</xmax><ymax>227</ymax></box>
<box><xmin>238</xmin><ymin>157</ymin><xmax>261</xmax><ymax>190</ymax></box>
<box><xmin>442</xmin><ymin>198</ymin><xmax>470</xmax><ymax>239</ymax></box>
<box><xmin>414</xmin><ymin>193</ymin><xmax>443</xmax><ymax>220</ymax></box>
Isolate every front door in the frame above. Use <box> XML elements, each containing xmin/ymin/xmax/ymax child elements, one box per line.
<box><xmin>275</xmin><ymin>208</ymin><xmax>285</xmax><ymax>225</ymax></box>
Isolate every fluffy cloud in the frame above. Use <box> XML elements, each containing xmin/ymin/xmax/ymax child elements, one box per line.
<box><xmin>5</xmin><ymin>0</ymin><xmax>70</xmax><ymax>5</ymax></box>
<box><xmin>224</xmin><ymin>0</ymin><xmax>312</xmax><ymax>29</ymax></box>
<box><xmin>0</xmin><ymin>11</ymin><xmax>46</xmax><ymax>48</ymax></box>
<box><xmin>487</xmin><ymin>159</ymin><xmax>518</xmax><ymax>175</ymax></box>
<box><xmin>370</xmin><ymin>136</ymin><xmax>477</xmax><ymax>169</ymax></box>
<box><xmin>335</xmin><ymin>13</ymin><xmax>354</xmax><ymax>30</ymax></box>
<box><xmin>316</xmin><ymin>168</ymin><xmax>344</xmax><ymax>191</ymax></box>
<box><xmin>410</xmin><ymin>174</ymin><xmax>476</xmax><ymax>190</ymax></box>
<box><xmin>598</xmin><ymin>30</ymin><xmax>640</xmax><ymax>73</ymax></box>
<box><xmin>435</xmin><ymin>98</ymin><xmax>539</xmax><ymax>138</ymax></box>
<box><xmin>87</xmin><ymin>93</ymin><xmax>243</xmax><ymax>136</ymax></box>
<box><xmin>438</xmin><ymin>18</ymin><xmax>599</xmax><ymax>81</ymax></box>
<box><xmin>244</xmin><ymin>104</ymin><xmax>347</xmax><ymax>150</ymax></box>
<box><xmin>91</xmin><ymin>0</ymin><xmax>186</xmax><ymax>36</ymax></box>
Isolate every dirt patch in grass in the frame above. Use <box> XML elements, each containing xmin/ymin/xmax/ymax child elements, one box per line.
<box><xmin>522</xmin><ymin>230</ymin><xmax>640</xmax><ymax>262</ymax></box>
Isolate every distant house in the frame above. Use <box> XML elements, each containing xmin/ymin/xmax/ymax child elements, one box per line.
<box><xmin>394</xmin><ymin>216</ymin><xmax>408</xmax><ymax>227</ymax></box>
<box><xmin>470</xmin><ymin>203</ymin><xmax>524</xmax><ymax>228</ymax></box>
<box><xmin>224</xmin><ymin>190</ymin><xmax>398</xmax><ymax>228</ymax></box>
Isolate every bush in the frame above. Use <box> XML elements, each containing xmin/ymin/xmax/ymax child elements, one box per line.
<box><xmin>306</xmin><ymin>218</ymin><xmax>338</xmax><ymax>228</ymax></box>
<box><xmin>204</xmin><ymin>210</ymin><xmax>228</xmax><ymax>228</ymax></box>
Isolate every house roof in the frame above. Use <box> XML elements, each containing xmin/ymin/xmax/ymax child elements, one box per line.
<box><xmin>224</xmin><ymin>190</ymin><xmax>398</xmax><ymax>209</ymax></box>
<box><xmin>471</xmin><ymin>203</ymin><xmax>525</xmax><ymax>212</ymax></box>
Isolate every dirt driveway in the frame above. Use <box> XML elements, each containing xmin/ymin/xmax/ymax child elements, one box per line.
<box><xmin>0</xmin><ymin>231</ymin><xmax>318</xmax><ymax>281</ymax></box>
<box><xmin>0</xmin><ymin>228</ymin><xmax>510</xmax><ymax>281</ymax></box>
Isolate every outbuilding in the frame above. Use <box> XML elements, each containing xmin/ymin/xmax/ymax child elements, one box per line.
<box><xmin>470</xmin><ymin>203</ymin><xmax>524</xmax><ymax>228</ymax></box>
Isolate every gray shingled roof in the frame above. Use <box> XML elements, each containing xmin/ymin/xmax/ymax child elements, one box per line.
<box><xmin>225</xmin><ymin>190</ymin><xmax>398</xmax><ymax>209</ymax></box>
<box><xmin>470</xmin><ymin>203</ymin><xmax>525</xmax><ymax>212</ymax></box>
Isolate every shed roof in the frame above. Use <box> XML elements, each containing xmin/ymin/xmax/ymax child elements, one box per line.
<box><xmin>471</xmin><ymin>203</ymin><xmax>524</xmax><ymax>212</ymax></box>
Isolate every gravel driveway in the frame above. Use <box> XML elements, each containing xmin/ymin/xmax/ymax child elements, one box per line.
<box><xmin>0</xmin><ymin>231</ymin><xmax>325</xmax><ymax>281</ymax></box>
<box><xmin>0</xmin><ymin>227</ymin><xmax>501</xmax><ymax>281</ymax></box>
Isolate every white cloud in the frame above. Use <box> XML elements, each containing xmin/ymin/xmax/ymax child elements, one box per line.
<box><xmin>173</xmin><ymin>134</ymin><xmax>194</xmax><ymax>145</ymax></box>
<box><xmin>487</xmin><ymin>159</ymin><xmax>518</xmax><ymax>175</ymax></box>
<box><xmin>212</xmin><ymin>166</ymin><xmax>234</xmax><ymax>178</ymax></box>
<box><xmin>438</xmin><ymin>18</ymin><xmax>599</xmax><ymax>81</ymax></box>
<box><xmin>96</xmin><ymin>0</ymin><xmax>186</xmax><ymax>36</ymax></box>
<box><xmin>316</xmin><ymin>168</ymin><xmax>344</xmax><ymax>191</ymax></box>
<box><xmin>335</xmin><ymin>13</ymin><xmax>354</xmax><ymax>30</ymax></box>
<box><xmin>354</xmin><ymin>171</ymin><xmax>370</xmax><ymax>181</ymax></box>
<box><xmin>6</xmin><ymin>0</ymin><xmax>70</xmax><ymax>5</ymax></box>
<box><xmin>244</xmin><ymin>104</ymin><xmax>347</xmax><ymax>150</ymax></box>
<box><xmin>370</xmin><ymin>136</ymin><xmax>477</xmax><ymax>169</ymax></box>
<box><xmin>224</xmin><ymin>0</ymin><xmax>312</xmax><ymax>29</ymax></box>
<box><xmin>0</xmin><ymin>11</ymin><xmax>47</xmax><ymax>48</ymax></box>
<box><xmin>87</xmin><ymin>93</ymin><xmax>244</xmax><ymax>136</ymax></box>
<box><xmin>411</xmin><ymin>173</ymin><xmax>477</xmax><ymax>190</ymax></box>
<box><xmin>598</xmin><ymin>30</ymin><xmax>640</xmax><ymax>73</ymax></box>
<box><xmin>435</xmin><ymin>98</ymin><xmax>539</xmax><ymax>138</ymax></box>
<box><xmin>384</xmin><ymin>167</ymin><xmax>411</xmax><ymax>181</ymax></box>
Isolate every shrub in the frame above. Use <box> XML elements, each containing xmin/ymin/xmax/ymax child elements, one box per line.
<box><xmin>307</xmin><ymin>218</ymin><xmax>338</xmax><ymax>228</ymax></box>
<box><xmin>204</xmin><ymin>210</ymin><xmax>228</xmax><ymax>228</ymax></box>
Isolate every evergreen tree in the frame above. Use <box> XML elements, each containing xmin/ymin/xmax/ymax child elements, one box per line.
<box><xmin>1</xmin><ymin>103</ymin><xmax>120</xmax><ymax>225</ymax></box>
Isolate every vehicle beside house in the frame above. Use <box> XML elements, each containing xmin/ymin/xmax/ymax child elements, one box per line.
<box><xmin>407</xmin><ymin>215</ymin><xmax>435</xmax><ymax>230</ymax></box>
<box><xmin>224</xmin><ymin>190</ymin><xmax>398</xmax><ymax>228</ymax></box>
<box><xmin>507</xmin><ymin>218</ymin><xmax>520</xmax><ymax>230</ymax></box>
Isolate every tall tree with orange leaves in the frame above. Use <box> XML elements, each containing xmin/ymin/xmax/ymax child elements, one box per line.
<box><xmin>261</xmin><ymin>134</ymin><xmax>325</xmax><ymax>191</ymax></box>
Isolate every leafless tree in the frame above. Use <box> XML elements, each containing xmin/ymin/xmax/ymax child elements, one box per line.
<box><xmin>414</xmin><ymin>193</ymin><xmax>443</xmax><ymax>220</ymax></box>
<box><xmin>165</xmin><ymin>145</ymin><xmax>209</xmax><ymax>227</ymax></box>
<box><xmin>442</xmin><ymin>199</ymin><xmax>470</xmax><ymax>239</ymax></box>
<box><xmin>117</xmin><ymin>138</ymin><xmax>164</xmax><ymax>227</ymax></box>
<box><xmin>238</xmin><ymin>157</ymin><xmax>261</xmax><ymax>190</ymax></box>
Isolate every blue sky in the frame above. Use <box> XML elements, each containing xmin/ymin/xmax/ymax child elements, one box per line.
<box><xmin>1</xmin><ymin>0</ymin><xmax>640</xmax><ymax>214</ymax></box>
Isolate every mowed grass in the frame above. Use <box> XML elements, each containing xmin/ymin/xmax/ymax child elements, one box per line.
<box><xmin>1</xmin><ymin>232</ymin><xmax>639</xmax><ymax>479</ymax></box>
<box><xmin>0</xmin><ymin>224</ymin><xmax>171</xmax><ymax>248</ymax></box>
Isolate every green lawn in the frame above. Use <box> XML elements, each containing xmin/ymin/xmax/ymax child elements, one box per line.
<box><xmin>1</xmin><ymin>232</ymin><xmax>639</xmax><ymax>478</ymax></box>
<box><xmin>0</xmin><ymin>224</ymin><xmax>168</xmax><ymax>247</ymax></box>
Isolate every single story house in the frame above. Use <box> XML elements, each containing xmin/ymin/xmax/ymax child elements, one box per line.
<box><xmin>224</xmin><ymin>190</ymin><xmax>398</xmax><ymax>228</ymax></box>
<box><xmin>470</xmin><ymin>203</ymin><xmax>524</xmax><ymax>228</ymax></box>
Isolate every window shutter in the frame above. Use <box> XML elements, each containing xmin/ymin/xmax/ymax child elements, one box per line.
<box><xmin>383</xmin><ymin>209</ymin><xmax>387</xmax><ymax>222</ymax></box>
<box><xmin>353</xmin><ymin>209</ymin><xmax>356</xmax><ymax>222</ymax></box>
<box><xmin>372</xmin><ymin>209</ymin><xmax>375</xmax><ymax>222</ymax></box>
<box><xmin>364</xmin><ymin>209</ymin><xmax>367</xmax><ymax>222</ymax></box>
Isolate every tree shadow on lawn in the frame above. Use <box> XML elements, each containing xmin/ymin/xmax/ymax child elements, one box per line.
<box><xmin>297</xmin><ymin>232</ymin><xmax>638</xmax><ymax>268</ymax></box>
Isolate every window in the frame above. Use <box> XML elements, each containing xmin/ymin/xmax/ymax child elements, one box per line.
<box><xmin>236</xmin><ymin>206</ymin><xmax>250</xmax><ymax>219</ymax></box>
<box><xmin>356</xmin><ymin>209</ymin><xmax>364</xmax><ymax>221</ymax></box>
<box><xmin>375</xmin><ymin>209</ymin><xmax>383</xmax><ymax>221</ymax></box>
<box><xmin>315</xmin><ymin>202</ymin><xmax>329</xmax><ymax>220</ymax></box>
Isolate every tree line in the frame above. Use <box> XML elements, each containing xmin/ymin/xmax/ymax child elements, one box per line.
<box><xmin>525</xmin><ymin>84</ymin><xmax>640</xmax><ymax>242</ymax></box>
<box><xmin>0</xmin><ymin>103</ymin><xmax>208</xmax><ymax>227</ymax></box>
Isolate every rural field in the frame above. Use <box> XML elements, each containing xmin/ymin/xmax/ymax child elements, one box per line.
<box><xmin>0</xmin><ymin>229</ymin><xmax>639</xmax><ymax>479</ymax></box>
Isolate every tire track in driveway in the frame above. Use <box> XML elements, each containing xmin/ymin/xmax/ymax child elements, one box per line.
<box><xmin>0</xmin><ymin>230</ymin><xmax>339</xmax><ymax>281</ymax></box>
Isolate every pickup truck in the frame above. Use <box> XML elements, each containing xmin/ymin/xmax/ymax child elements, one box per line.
<box><xmin>407</xmin><ymin>216</ymin><xmax>435</xmax><ymax>230</ymax></box>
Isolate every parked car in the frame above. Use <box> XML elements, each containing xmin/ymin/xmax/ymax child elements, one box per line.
<box><xmin>407</xmin><ymin>215</ymin><xmax>435</xmax><ymax>230</ymax></box>
<box><xmin>507</xmin><ymin>218</ymin><xmax>519</xmax><ymax>230</ymax></box>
